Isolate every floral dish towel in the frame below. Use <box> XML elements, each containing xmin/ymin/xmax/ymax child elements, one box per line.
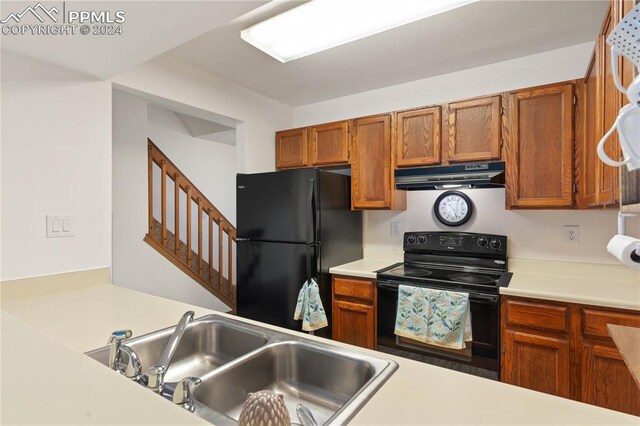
<box><xmin>394</xmin><ymin>285</ymin><xmax>472</xmax><ymax>349</ymax></box>
<box><xmin>293</xmin><ymin>278</ymin><xmax>328</xmax><ymax>331</ymax></box>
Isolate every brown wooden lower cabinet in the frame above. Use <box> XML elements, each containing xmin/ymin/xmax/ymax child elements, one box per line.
<box><xmin>331</xmin><ymin>275</ymin><xmax>376</xmax><ymax>350</ymax></box>
<box><xmin>501</xmin><ymin>296</ymin><xmax>640</xmax><ymax>416</ymax></box>
<box><xmin>503</xmin><ymin>330</ymin><xmax>571</xmax><ymax>398</ymax></box>
<box><xmin>582</xmin><ymin>343</ymin><xmax>640</xmax><ymax>414</ymax></box>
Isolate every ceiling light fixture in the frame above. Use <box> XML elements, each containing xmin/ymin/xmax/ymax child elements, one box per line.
<box><xmin>241</xmin><ymin>0</ymin><xmax>479</xmax><ymax>63</ymax></box>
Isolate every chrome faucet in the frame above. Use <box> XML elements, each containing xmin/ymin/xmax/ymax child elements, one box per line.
<box><xmin>147</xmin><ymin>311</ymin><xmax>195</xmax><ymax>392</ymax></box>
<box><xmin>107</xmin><ymin>329</ymin><xmax>132</xmax><ymax>370</ymax></box>
<box><xmin>119</xmin><ymin>345</ymin><xmax>142</xmax><ymax>380</ymax></box>
<box><xmin>172</xmin><ymin>376</ymin><xmax>201</xmax><ymax>412</ymax></box>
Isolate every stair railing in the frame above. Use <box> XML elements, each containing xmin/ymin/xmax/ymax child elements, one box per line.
<box><xmin>144</xmin><ymin>139</ymin><xmax>236</xmax><ymax>311</ymax></box>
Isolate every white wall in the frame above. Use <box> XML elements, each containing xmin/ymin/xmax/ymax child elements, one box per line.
<box><xmin>112</xmin><ymin>55</ymin><xmax>293</xmax><ymax>174</ymax></box>
<box><xmin>294</xmin><ymin>43</ymin><xmax>595</xmax><ymax>125</ymax></box>
<box><xmin>366</xmin><ymin>189</ymin><xmax>639</xmax><ymax>264</ymax></box>
<box><xmin>112</xmin><ymin>91</ymin><xmax>231</xmax><ymax>311</ymax></box>
<box><xmin>148</xmin><ymin>103</ymin><xmax>237</xmax><ymax>224</ymax></box>
<box><xmin>293</xmin><ymin>42</ymin><xmax>639</xmax><ymax>264</ymax></box>
<box><xmin>1</xmin><ymin>52</ymin><xmax>111</xmax><ymax>280</ymax></box>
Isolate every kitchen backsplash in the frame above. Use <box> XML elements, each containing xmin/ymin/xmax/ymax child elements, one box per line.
<box><xmin>363</xmin><ymin>189</ymin><xmax>640</xmax><ymax>264</ymax></box>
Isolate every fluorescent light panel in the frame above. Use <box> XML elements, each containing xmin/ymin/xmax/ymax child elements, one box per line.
<box><xmin>241</xmin><ymin>0</ymin><xmax>479</xmax><ymax>63</ymax></box>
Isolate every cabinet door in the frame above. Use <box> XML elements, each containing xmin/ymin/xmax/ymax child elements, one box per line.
<box><xmin>599</xmin><ymin>8</ymin><xmax>621</xmax><ymax>206</ymax></box>
<box><xmin>505</xmin><ymin>83</ymin><xmax>574</xmax><ymax>208</ymax></box>
<box><xmin>332</xmin><ymin>299</ymin><xmax>376</xmax><ymax>349</ymax></box>
<box><xmin>619</xmin><ymin>1</ymin><xmax>640</xmax><ymax>211</ymax></box>
<box><xmin>275</xmin><ymin>128</ymin><xmax>308</xmax><ymax>169</ymax></box>
<box><xmin>309</xmin><ymin>121</ymin><xmax>349</xmax><ymax>166</ymax></box>
<box><xmin>582</xmin><ymin>343</ymin><xmax>640</xmax><ymax>416</ymax></box>
<box><xmin>351</xmin><ymin>114</ymin><xmax>392</xmax><ymax>209</ymax></box>
<box><xmin>581</xmin><ymin>47</ymin><xmax>603</xmax><ymax>207</ymax></box>
<box><xmin>396</xmin><ymin>107</ymin><xmax>441</xmax><ymax>167</ymax></box>
<box><xmin>503</xmin><ymin>330</ymin><xmax>571</xmax><ymax>398</ymax></box>
<box><xmin>446</xmin><ymin>96</ymin><xmax>501</xmax><ymax>163</ymax></box>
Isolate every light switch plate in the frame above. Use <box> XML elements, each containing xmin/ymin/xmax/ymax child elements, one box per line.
<box><xmin>47</xmin><ymin>215</ymin><xmax>73</xmax><ymax>238</ymax></box>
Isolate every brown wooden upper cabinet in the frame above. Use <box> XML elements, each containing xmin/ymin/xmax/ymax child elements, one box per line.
<box><xmin>505</xmin><ymin>83</ymin><xmax>575</xmax><ymax>209</ymax></box>
<box><xmin>309</xmin><ymin>120</ymin><xmax>350</xmax><ymax>166</ymax></box>
<box><xmin>351</xmin><ymin>114</ymin><xmax>393</xmax><ymax>209</ymax></box>
<box><xmin>395</xmin><ymin>106</ymin><xmax>441</xmax><ymax>167</ymax></box>
<box><xmin>580</xmin><ymin>45</ymin><xmax>602</xmax><ymax>208</ymax></box>
<box><xmin>599</xmin><ymin>7</ymin><xmax>621</xmax><ymax>206</ymax></box>
<box><xmin>446</xmin><ymin>95</ymin><xmax>502</xmax><ymax>163</ymax></box>
<box><xmin>275</xmin><ymin>128</ymin><xmax>308</xmax><ymax>169</ymax></box>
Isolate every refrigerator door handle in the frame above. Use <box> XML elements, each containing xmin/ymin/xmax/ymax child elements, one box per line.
<box><xmin>305</xmin><ymin>178</ymin><xmax>315</xmax><ymax>245</ymax></box>
<box><xmin>304</xmin><ymin>178</ymin><xmax>315</xmax><ymax>285</ymax></box>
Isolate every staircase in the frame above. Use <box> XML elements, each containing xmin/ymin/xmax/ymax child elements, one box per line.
<box><xmin>144</xmin><ymin>139</ymin><xmax>236</xmax><ymax>311</ymax></box>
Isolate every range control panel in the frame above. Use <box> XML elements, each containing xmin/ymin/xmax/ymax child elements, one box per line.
<box><xmin>404</xmin><ymin>231</ymin><xmax>507</xmax><ymax>256</ymax></box>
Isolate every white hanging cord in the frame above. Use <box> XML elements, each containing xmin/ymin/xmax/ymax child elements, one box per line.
<box><xmin>596</xmin><ymin>103</ymin><xmax>638</xmax><ymax>167</ymax></box>
<box><xmin>611</xmin><ymin>48</ymin><xmax>627</xmax><ymax>95</ymax></box>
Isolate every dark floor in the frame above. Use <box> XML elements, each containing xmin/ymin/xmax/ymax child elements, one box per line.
<box><xmin>377</xmin><ymin>345</ymin><xmax>499</xmax><ymax>381</ymax></box>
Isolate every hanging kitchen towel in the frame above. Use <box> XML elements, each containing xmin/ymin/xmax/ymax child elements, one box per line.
<box><xmin>395</xmin><ymin>285</ymin><xmax>471</xmax><ymax>350</ymax></box>
<box><xmin>394</xmin><ymin>285</ymin><xmax>432</xmax><ymax>342</ymax></box>
<box><xmin>293</xmin><ymin>279</ymin><xmax>328</xmax><ymax>331</ymax></box>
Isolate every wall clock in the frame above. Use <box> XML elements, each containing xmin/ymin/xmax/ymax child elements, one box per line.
<box><xmin>434</xmin><ymin>191</ymin><xmax>473</xmax><ymax>227</ymax></box>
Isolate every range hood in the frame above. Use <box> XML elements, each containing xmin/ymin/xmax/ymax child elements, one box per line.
<box><xmin>395</xmin><ymin>162</ymin><xmax>505</xmax><ymax>190</ymax></box>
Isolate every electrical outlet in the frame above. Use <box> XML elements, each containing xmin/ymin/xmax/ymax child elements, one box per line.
<box><xmin>391</xmin><ymin>222</ymin><xmax>401</xmax><ymax>237</ymax></box>
<box><xmin>563</xmin><ymin>225</ymin><xmax>580</xmax><ymax>244</ymax></box>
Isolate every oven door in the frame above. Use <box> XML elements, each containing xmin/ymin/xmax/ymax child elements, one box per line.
<box><xmin>377</xmin><ymin>280</ymin><xmax>500</xmax><ymax>373</ymax></box>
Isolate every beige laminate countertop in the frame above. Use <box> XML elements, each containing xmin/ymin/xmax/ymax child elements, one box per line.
<box><xmin>329</xmin><ymin>258</ymin><xmax>399</xmax><ymax>279</ymax></box>
<box><xmin>331</xmin><ymin>256</ymin><xmax>640</xmax><ymax>311</ymax></box>
<box><xmin>503</xmin><ymin>258</ymin><xmax>640</xmax><ymax>311</ymax></box>
<box><xmin>2</xmin><ymin>280</ymin><xmax>639</xmax><ymax>425</ymax></box>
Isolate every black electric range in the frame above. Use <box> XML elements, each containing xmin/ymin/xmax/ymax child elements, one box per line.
<box><xmin>376</xmin><ymin>231</ymin><xmax>512</xmax><ymax>379</ymax></box>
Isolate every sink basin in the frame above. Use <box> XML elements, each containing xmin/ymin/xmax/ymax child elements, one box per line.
<box><xmin>86</xmin><ymin>314</ymin><xmax>397</xmax><ymax>425</ymax></box>
<box><xmin>86</xmin><ymin>317</ymin><xmax>268</xmax><ymax>382</ymax></box>
<box><xmin>193</xmin><ymin>341</ymin><xmax>387</xmax><ymax>425</ymax></box>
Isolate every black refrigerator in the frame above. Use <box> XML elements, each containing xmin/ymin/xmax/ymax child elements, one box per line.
<box><xmin>236</xmin><ymin>168</ymin><xmax>363</xmax><ymax>337</ymax></box>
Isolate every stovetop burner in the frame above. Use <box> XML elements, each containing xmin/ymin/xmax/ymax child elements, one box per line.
<box><xmin>448</xmin><ymin>273</ymin><xmax>497</xmax><ymax>285</ymax></box>
<box><xmin>389</xmin><ymin>266</ymin><xmax>433</xmax><ymax>278</ymax></box>
<box><xmin>381</xmin><ymin>263</ymin><xmax>502</xmax><ymax>288</ymax></box>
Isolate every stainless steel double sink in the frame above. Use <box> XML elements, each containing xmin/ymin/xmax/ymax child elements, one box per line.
<box><xmin>86</xmin><ymin>315</ymin><xmax>397</xmax><ymax>425</ymax></box>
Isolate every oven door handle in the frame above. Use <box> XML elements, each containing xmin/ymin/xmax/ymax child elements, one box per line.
<box><xmin>377</xmin><ymin>281</ymin><xmax>499</xmax><ymax>304</ymax></box>
<box><xmin>377</xmin><ymin>282</ymin><xmax>400</xmax><ymax>291</ymax></box>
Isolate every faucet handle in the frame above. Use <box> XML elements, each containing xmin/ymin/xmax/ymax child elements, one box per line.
<box><xmin>118</xmin><ymin>345</ymin><xmax>142</xmax><ymax>380</ymax></box>
<box><xmin>172</xmin><ymin>377</ymin><xmax>201</xmax><ymax>412</ymax></box>
<box><xmin>107</xmin><ymin>329</ymin><xmax>132</xmax><ymax>370</ymax></box>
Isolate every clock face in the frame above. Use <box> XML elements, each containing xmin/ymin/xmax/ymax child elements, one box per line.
<box><xmin>434</xmin><ymin>191</ymin><xmax>473</xmax><ymax>227</ymax></box>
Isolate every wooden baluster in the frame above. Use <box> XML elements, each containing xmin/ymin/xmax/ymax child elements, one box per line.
<box><xmin>161</xmin><ymin>160</ymin><xmax>167</xmax><ymax>247</ymax></box>
<box><xmin>219</xmin><ymin>221</ymin><xmax>224</xmax><ymax>292</ymax></box>
<box><xmin>209</xmin><ymin>210</ymin><xmax>214</xmax><ymax>285</ymax></box>
<box><xmin>186</xmin><ymin>186</ymin><xmax>192</xmax><ymax>268</ymax></box>
<box><xmin>228</xmin><ymin>232</ymin><xmax>233</xmax><ymax>300</ymax></box>
<box><xmin>146</xmin><ymin>140</ymin><xmax>238</xmax><ymax>310</ymax></box>
<box><xmin>198</xmin><ymin>197</ymin><xmax>203</xmax><ymax>276</ymax></box>
<box><xmin>147</xmin><ymin>146</ymin><xmax>153</xmax><ymax>235</ymax></box>
<box><xmin>174</xmin><ymin>175</ymin><xmax>180</xmax><ymax>256</ymax></box>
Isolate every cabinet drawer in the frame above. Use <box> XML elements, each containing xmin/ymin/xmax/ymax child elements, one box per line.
<box><xmin>333</xmin><ymin>276</ymin><xmax>375</xmax><ymax>303</ymax></box>
<box><xmin>582</xmin><ymin>309</ymin><xmax>640</xmax><ymax>340</ymax></box>
<box><xmin>505</xmin><ymin>299</ymin><xmax>569</xmax><ymax>333</ymax></box>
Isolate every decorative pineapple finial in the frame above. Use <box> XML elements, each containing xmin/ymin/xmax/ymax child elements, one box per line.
<box><xmin>238</xmin><ymin>390</ymin><xmax>291</xmax><ymax>426</ymax></box>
